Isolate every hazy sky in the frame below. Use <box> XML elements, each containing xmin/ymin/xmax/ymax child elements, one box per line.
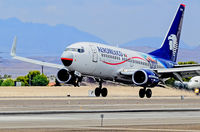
<box><xmin>0</xmin><ymin>0</ymin><xmax>199</xmax><ymax>46</ymax></box>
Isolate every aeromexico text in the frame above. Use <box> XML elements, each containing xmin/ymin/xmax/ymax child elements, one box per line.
<box><xmin>97</xmin><ymin>46</ymin><xmax>124</xmax><ymax>57</ymax></box>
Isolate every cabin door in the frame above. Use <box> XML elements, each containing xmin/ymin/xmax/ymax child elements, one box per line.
<box><xmin>90</xmin><ymin>45</ymin><xmax>98</xmax><ymax>63</ymax></box>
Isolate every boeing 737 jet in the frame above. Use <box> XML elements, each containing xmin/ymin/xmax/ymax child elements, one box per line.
<box><xmin>11</xmin><ymin>4</ymin><xmax>200</xmax><ymax>98</ymax></box>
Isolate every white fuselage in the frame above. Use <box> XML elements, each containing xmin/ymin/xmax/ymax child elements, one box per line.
<box><xmin>61</xmin><ymin>42</ymin><xmax>166</xmax><ymax>82</ymax></box>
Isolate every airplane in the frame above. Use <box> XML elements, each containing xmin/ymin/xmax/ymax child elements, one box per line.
<box><xmin>10</xmin><ymin>4</ymin><xmax>200</xmax><ymax>98</ymax></box>
<box><xmin>174</xmin><ymin>76</ymin><xmax>200</xmax><ymax>95</ymax></box>
<box><xmin>188</xmin><ymin>76</ymin><xmax>200</xmax><ymax>95</ymax></box>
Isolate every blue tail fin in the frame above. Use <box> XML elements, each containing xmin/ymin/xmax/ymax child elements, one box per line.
<box><xmin>149</xmin><ymin>4</ymin><xmax>185</xmax><ymax>62</ymax></box>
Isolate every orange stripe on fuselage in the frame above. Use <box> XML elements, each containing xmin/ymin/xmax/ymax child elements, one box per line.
<box><xmin>61</xmin><ymin>58</ymin><xmax>73</xmax><ymax>61</ymax></box>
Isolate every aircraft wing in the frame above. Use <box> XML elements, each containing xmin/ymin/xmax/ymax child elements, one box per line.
<box><xmin>156</xmin><ymin>66</ymin><xmax>200</xmax><ymax>78</ymax></box>
<box><xmin>11</xmin><ymin>37</ymin><xmax>64</xmax><ymax>69</ymax></box>
<box><xmin>173</xmin><ymin>64</ymin><xmax>200</xmax><ymax>68</ymax></box>
<box><xmin>120</xmin><ymin>66</ymin><xmax>200</xmax><ymax>80</ymax></box>
<box><xmin>156</xmin><ymin>67</ymin><xmax>200</xmax><ymax>73</ymax></box>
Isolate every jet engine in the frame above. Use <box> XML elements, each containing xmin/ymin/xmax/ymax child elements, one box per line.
<box><xmin>132</xmin><ymin>69</ymin><xmax>159</xmax><ymax>87</ymax></box>
<box><xmin>56</xmin><ymin>69</ymin><xmax>82</xmax><ymax>86</ymax></box>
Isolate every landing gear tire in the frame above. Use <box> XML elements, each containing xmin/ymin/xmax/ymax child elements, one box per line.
<box><xmin>146</xmin><ymin>89</ymin><xmax>152</xmax><ymax>98</ymax></box>
<box><xmin>139</xmin><ymin>88</ymin><xmax>145</xmax><ymax>98</ymax></box>
<box><xmin>76</xmin><ymin>81</ymin><xmax>81</xmax><ymax>87</ymax></box>
<box><xmin>55</xmin><ymin>79</ymin><xmax>61</xmax><ymax>86</ymax></box>
<box><xmin>101</xmin><ymin>88</ymin><xmax>108</xmax><ymax>97</ymax></box>
<box><xmin>95</xmin><ymin>88</ymin><xmax>101</xmax><ymax>97</ymax></box>
<box><xmin>95</xmin><ymin>79</ymin><xmax>108</xmax><ymax>97</ymax></box>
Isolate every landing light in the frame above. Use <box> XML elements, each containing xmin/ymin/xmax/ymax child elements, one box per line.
<box><xmin>194</xmin><ymin>88</ymin><xmax>199</xmax><ymax>94</ymax></box>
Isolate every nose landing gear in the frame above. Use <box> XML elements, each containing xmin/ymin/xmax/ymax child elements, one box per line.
<box><xmin>73</xmin><ymin>77</ymin><xmax>81</xmax><ymax>87</ymax></box>
<box><xmin>73</xmin><ymin>72</ymin><xmax>83</xmax><ymax>87</ymax></box>
<box><xmin>94</xmin><ymin>79</ymin><xmax>108</xmax><ymax>97</ymax></box>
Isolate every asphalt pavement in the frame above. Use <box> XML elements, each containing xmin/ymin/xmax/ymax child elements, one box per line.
<box><xmin>0</xmin><ymin>96</ymin><xmax>199</xmax><ymax>131</ymax></box>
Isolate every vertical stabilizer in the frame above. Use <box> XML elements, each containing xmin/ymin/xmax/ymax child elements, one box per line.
<box><xmin>149</xmin><ymin>4</ymin><xmax>185</xmax><ymax>62</ymax></box>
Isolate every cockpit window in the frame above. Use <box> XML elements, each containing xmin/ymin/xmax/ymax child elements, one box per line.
<box><xmin>77</xmin><ymin>48</ymin><xmax>84</xmax><ymax>53</ymax></box>
<box><xmin>65</xmin><ymin>47</ymin><xmax>84</xmax><ymax>53</ymax></box>
<box><xmin>65</xmin><ymin>48</ymin><xmax>76</xmax><ymax>52</ymax></box>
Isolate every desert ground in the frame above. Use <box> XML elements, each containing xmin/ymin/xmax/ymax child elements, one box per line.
<box><xmin>0</xmin><ymin>85</ymin><xmax>195</xmax><ymax>97</ymax></box>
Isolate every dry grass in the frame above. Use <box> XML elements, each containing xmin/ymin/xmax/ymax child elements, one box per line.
<box><xmin>0</xmin><ymin>85</ymin><xmax>195</xmax><ymax>97</ymax></box>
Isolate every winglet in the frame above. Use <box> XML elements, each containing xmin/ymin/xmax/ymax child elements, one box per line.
<box><xmin>11</xmin><ymin>36</ymin><xmax>17</xmax><ymax>57</ymax></box>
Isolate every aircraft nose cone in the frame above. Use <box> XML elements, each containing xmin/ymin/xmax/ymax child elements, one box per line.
<box><xmin>61</xmin><ymin>52</ymin><xmax>73</xmax><ymax>66</ymax></box>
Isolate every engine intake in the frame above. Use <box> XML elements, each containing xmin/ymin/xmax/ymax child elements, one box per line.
<box><xmin>56</xmin><ymin>69</ymin><xmax>72</xmax><ymax>83</ymax></box>
<box><xmin>132</xmin><ymin>69</ymin><xmax>159</xmax><ymax>87</ymax></box>
<box><xmin>56</xmin><ymin>69</ymin><xmax>82</xmax><ymax>86</ymax></box>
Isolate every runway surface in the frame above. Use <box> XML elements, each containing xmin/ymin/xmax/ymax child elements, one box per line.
<box><xmin>0</xmin><ymin>86</ymin><xmax>197</xmax><ymax>131</ymax></box>
<box><xmin>0</xmin><ymin>96</ymin><xmax>199</xmax><ymax>131</ymax></box>
<box><xmin>0</xmin><ymin>96</ymin><xmax>199</xmax><ymax>112</ymax></box>
<box><xmin>0</xmin><ymin>111</ymin><xmax>200</xmax><ymax>131</ymax></box>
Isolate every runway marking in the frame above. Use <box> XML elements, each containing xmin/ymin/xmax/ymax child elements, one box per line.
<box><xmin>0</xmin><ymin>108</ymin><xmax>200</xmax><ymax>115</ymax></box>
<box><xmin>90</xmin><ymin>127</ymin><xmax>200</xmax><ymax>132</ymax></box>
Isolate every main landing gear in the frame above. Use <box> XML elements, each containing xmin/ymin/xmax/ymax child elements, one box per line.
<box><xmin>139</xmin><ymin>87</ymin><xmax>152</xmax><ymax>98</ymax></box>
<box><xmin>95</xmin><ymin>80</ymin><xmax>108</xmax><ymax>97</ymax></box>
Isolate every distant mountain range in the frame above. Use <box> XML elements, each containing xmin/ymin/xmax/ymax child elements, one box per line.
<box><xmin>0</xmin><ymin>18</ymin><xmax>107</xmax><ymax>57</ymax></box>
<box><xmin>120</xmin><ymin>37</ymin><xmax>194</xmax><ymax>49</ymax></box>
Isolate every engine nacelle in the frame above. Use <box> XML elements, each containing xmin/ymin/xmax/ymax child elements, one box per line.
<box><xmin>56</xmin><ymin>69</ymin><xmax>82</xmax><ymax>86</ymax></box>
<box><xmin>56</xmin><ymin>69</ymin><xmax>72</xmax><ymax>83</ymax></box>
<box><xmin>132</xmin><ymin>69</ymin><xmax>159</xmax><ymax>87</ymax></box>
